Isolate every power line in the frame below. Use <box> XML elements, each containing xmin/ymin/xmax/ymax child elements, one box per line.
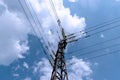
<box><xmin>71</xmin><ymin>21</ymin><xmax>120</xmax><ymax>39</ymax></box>
<box><xmin>66</xmin><ymin>20</ymin><xmax>120</xmax><ymax>42</ymax></box>
<box><xmin>24</xmin><ymin>0</ymin><xmax>52</xmax><ymax>54</ymax></box>
<box><xmin>17</xmin><ymin>0</ymin><xmax>38</xmax><ymax>37</ymax></box>
<box><xmin>68</xmin><ymin>25</ymin><xmax>120</xmax><ymax>53</ymax></box>
<box><xmin>24</xmin><ymin>0</ymin><xmax>42</xmax><ymax>39</ymax></box>
<box><xmin>25</xmin><ymin>0</ymin><xmax>56</xmax><ymax>65</ymax></box>
<box><xmin>26</xmin><ymin>0</ymin><xmax>55</xmax><ymax>49</ymax></box>
<box><xmin>48</xmin><ymin>0</ymin><xmax>61</xmax><ymax>28</ymax></box>
<box><xmin>49</xmin><ymin>0</ymin><xmax>67</xmax><ymax>40</ymax></box>
<box><xmin>67</xmin><ymin>17</ymin><xmax>120</xmax><ymax>37</ymax></box>
<box><xmin>67</xmin><ymin>35</ymin><xmax>120</xmax><ymax>54</ymax></box>
<box><xmin>49</xmin><ymin>0</ymin><xmax>59</xmax><ymax>20</ymax></box>
<box><xmin>68</xmin><ymin>49</ymin><xmax>120</xmax><ymax>62</ymax></box>
<box><xmin>87</xmin><ymin>24</ymin><xmax>120</xmax><ymax>37</ymax></box>
<box><xmin>68</xmin><ymin>43</ymin><xmax>120</xmax><ymax>59</ymax></box>
<box><xmin>25</xmin><ymin>0</ymin><xmax>61</xmax><ymax>53</ymax></box>
<box><xmin>46</xmin><ymin>0</ymin><xmax>61</xmax><ymax>41</ymax></box>
<box><xmin>18</xmin><ymin>0</ymin><xmax>48</xmax><ymax>56</ymax></box>
<box><xmin>86</xmin><ymin>19</ymin><xmax>120</xmax><ymax>33</ymax></box>
<box><xmin>85</xmin><ymin>49</ymin><xmax>120</xmax><ymax>60</ymax></box>
<box><xmin>18</xmin><ymin>0</ymin><xmax>53</xmax><ymax>66</ymax></box>
<box><xmin>26</xmin><ymin>0</ymin><xmax>58</xmax><ymax>62</ymax></box>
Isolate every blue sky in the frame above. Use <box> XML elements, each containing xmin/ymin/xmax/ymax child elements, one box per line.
<box><xmin>0</xmin><ymin>0</ymin><xmax>120</xmax><ymax>80</ymax></box>
<box><xmin>64</xmin><ymin>0</ymin><xmax>120</xmax><ymax>80</ymax></box>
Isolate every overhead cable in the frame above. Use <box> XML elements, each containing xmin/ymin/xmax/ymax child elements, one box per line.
<box><xmin>18</xmin><ymin>0</ymin><xmax>53</xmax><ymax>66</ymax></box>
<box><xmin>68</xmin><ymin>43</ymin><xmax>120</xmax><ymax>59</ymax></box>
<box><xmin>68</xmin><ymin>35</ymin><xmax>120</xmax><ymax>54</ymax></box>
<box><xmin>85</xmin><ymin>49</ymin><xmax>120</xmax><ymax>60</ymax></box>
<box><xmin>67</xmin><ymin>17</ymin><xmax>120</xmax><ymax>37</ymax></box>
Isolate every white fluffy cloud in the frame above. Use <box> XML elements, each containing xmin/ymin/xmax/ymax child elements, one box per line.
<box><xmin>34</xmin><ymin>57</ymin><xmax>92</xmax><ymax>80</ymax></box>
<box><xmin>68</xmin><ymin>57</ymin><xmax>92</xmax><ymax>80</ymax></box>
<box><xmin>0</xmin><ymin>1</ymin><xmax>30</xmax><ymax>65</ymax></box>
<box><xmin>33</xmin><ymin>58</ymin><xmax>52</xmax><ymax>80</ymax></box>
<box><xmin>0</xmin><ymin>0</ymin><xmax>86</xmax><ymax>66</ymax></box>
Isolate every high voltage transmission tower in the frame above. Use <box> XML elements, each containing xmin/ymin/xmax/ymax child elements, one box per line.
<box><xmin>50</xmin><ymin>25</ymin><xmax>78</xmax><ymax>80</ymax></box>
<box><xmin>51</xmin><ymin>28</ymin><xmax>67</xmax><ymax>80</ymax></box>
<box><xmin>48</xmin><ymin>17</ymin><xmax>81</xmax><ymax>80</ymax></box>
<box><xmin>48</xmin><ymin>0</ymin><xmax>78</xmax><ymax>79</ymax></box>
<box><xmin>50</xmin><ymin>38</ymin><xmax>68</xmax><ymax>80</ymax></box>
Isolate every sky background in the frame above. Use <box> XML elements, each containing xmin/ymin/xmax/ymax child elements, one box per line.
<box><xmin>0</xmin><ymin>0</ymin><xmax>120</xmax><ymax>80</ymax></box>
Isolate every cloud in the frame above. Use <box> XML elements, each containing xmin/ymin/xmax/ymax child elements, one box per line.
<box><xmin>0</xmin><ymin>1</ymin><xmax>30</xmax><ymax>66</ymax></box>
<box><xmin>23</xmin><ymin>62</ymin><xmax>29</xmax><ymax>69</ymax></box>
<box><xmin>0</xmin><ymin>4</ymin><xmax>6</xmax><ymax>15</ymax></box>
<box><xmin>33</xmin><ymin>58</ymin><xmax>52</xmax><ymax>80</ymax></box>
<box><xmin>13</xmin><ymin>73</ymin><xmax>19</xmax><ymax>77</ymax></box>
<box><xmin>28</xmin><ymin>0</ymin><xmax>86</xmax><ymax>51</ymax></box>
<box><xmin>2</xmin><ymin>0</ymin><xmax>23</xmax><ymax>12</ymax></box>
<box><xmin>68</xmin><ymin>0</ymin><xmax>78</xmax><ymax>3</ymax></box>
<box><xmin>67</xmin><ymin>57</ymin><xmax>92</xmax><ymax>80</ymax></box>
<box><xmin>34</xmin><ymin>57</ymin><xmax>92</xmax><ymax>80</ymax></box>
<box><xmin>0</xmin><ymin>0</ymin><xmax>86</xmax><ymax>66</ymax></box>
<box><xmin>24</xmin><ymin>77</ymin><xmax>31</xmax><ymax>80</ymax></box>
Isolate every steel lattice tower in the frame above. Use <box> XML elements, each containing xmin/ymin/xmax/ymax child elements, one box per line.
<box><xmin>50</xmin><ymin>39</ymin><xmax>68</xmax><ymax>80</ymax></box>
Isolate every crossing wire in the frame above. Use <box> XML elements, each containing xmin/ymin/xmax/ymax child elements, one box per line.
<box><xmin>24</xmin><ymin>0</ymin><xmax>44</xmax><ymax>41</ymax></box>
<box><xmin>24</xmin><ymin>0</ymin><xmax>55</xmax><ymax>65</ymax></box>
<box><xmin>18</xmin><ymin>0</ymin><xmax>38</xmax><ymax>37</ymax></box>
<box><xmin>18</xmin><ymin>0</ymin><xmax>53</xmax><ymax>65</ymax></box>
<box><xmin>26</xmin><ymin>0</ymin><xmax>58</xmax><ymax>63</ymax></box>
<box><xmin>26</xmin><ymin>0</ymin><xmax>55</xmax><ymax>51</ymax></box>
<box><xmin>24</xmin><ymin>0</ymin><xmax>53</xmax><ymax>55</ymax></box>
